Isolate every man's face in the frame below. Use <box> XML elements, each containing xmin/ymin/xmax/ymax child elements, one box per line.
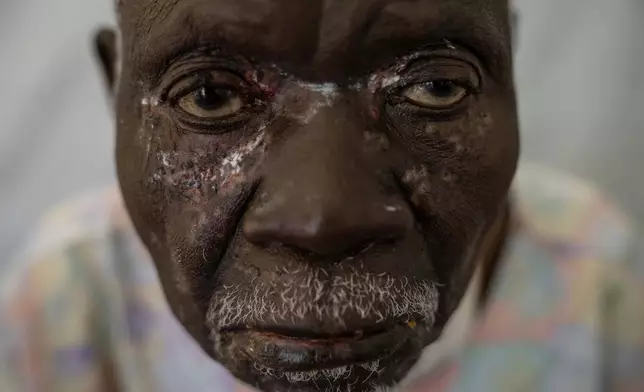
<box><xmin>112</xmin><ymin>0</ymin><xmax>517</xmax><ymax>390</ymax></box>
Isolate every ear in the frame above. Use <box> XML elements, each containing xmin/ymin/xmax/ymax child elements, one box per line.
<box><xmin>94</xmin><ymin>27</ymin><xmax>119</xmax><ymax>101</ymax></box>
<box><xmin>510</xmin><ymin>8</ymin><xmax>520</xmax><ymax>52</ymax></box>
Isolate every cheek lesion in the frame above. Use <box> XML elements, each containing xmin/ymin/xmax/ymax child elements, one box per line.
<box><xmin>362</xmin><ymin>130</ymin><xmax>391</xmax><ymax>153</ymax></box>
<box><xmin>400</xmin><ymin>165</ymin><xmax>436</xmax><ymax>209</ymax></box>
<box><xmin>142</xmin><ymin>121</ymin><xmax>268</xmax><ymax>202</ymax></box>
<box><xmin>396</xmin><ymin>123</ymin><xmax>491</xmax><ymax>215</ymax></box>
<box><xmin>384</xmin><ymin>97</ymin><xmax>496</xmax><ymax>152</ymax></box>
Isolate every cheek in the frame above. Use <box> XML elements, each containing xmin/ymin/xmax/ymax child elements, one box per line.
<box><xmin>394</xmin><ymin>110</ymin><xmax>513</xmax><ymax>288</ymax></box>
<box><xmin>122</xmin><ymin>100</ymin><xmax>268</xmax><ymax>238</ymax></box>
<box><xmin>396</xmin><ymin>109</ymin><xmax>515</xmax><ymax>228</ymax></box>
<box><xmin>132</xmin><ymin>113</ymin><xmax>269</xmax><ymax>299</ymax></box>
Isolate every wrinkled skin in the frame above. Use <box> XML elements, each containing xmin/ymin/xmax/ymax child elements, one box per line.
<box><xmin>98</xmin><ymin>0</ymin><xmax>518</xmax><ymax>390</ymax></box>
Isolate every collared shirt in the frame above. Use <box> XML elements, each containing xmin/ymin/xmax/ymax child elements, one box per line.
<box><xmin>1</xmin><ymin>164</ymin><xmax>642</xmax><ymax>392</ymax></box>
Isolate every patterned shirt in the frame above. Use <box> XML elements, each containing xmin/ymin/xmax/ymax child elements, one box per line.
<box><xmin>0</xmin><ymin>163</ymin><xmax>642</xmax><ymax>392</ymax></box>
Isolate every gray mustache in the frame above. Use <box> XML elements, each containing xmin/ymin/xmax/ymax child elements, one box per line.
<box><xmin>206</xmin><ymin>264</ymin><xmax>440</xmax><ymax>332</ymax></box>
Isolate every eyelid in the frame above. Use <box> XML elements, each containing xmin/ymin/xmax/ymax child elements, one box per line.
<box><xmin>406</xmin><ymin>58</ymin><xmax>480</xmax><ymax>85</ymax></box>
<box><xmin>151</xmin><ymin>46</ymin><xmax>252</xmax><ymax>85</ymax></box>
<box><xmin>375</xmin><ymin>51</ymin><xmax>483</xmax><ymax>94</ymax></box>
<box><xmin>155</xmin><ymin>52</ymin><xmax>254</xmax><ymax>97</ymax></box>
<box><xmin>168</xmin><ymin>75</ymin><xmax>209</xmax><ymax>101</ymax></box>
<box><xmin>406</xmin><ymin>45</ymin><xmax>483</xmax><ymax>72</ymax></box>
<box><xmin>165</xmin><ymin>69</ymin><xmax>248</xmax><ymax>103</ymax></box>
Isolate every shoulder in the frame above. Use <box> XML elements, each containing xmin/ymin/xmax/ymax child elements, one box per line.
<box><xmin>0</xmin><ymin>188</ymin><xmax>242</xmax><ymax>392</ymax></box>
<box><xmin>510</xmin><ymin>163</ymin><xmax>641</xmax><ymax>322</ymax></box>
<box><xmin>422</xmin><ymin>166</ymin><xmax>644</xmax><ymax>391</ymax></box>
<box><xmin>0</xmin><ymin>187</ymin><xmax>170</xmax><ymax>391</ymax></box>
<box><xmin>15</xmin><ymin>186</ymin><xmax>130</xmax><ymax>259</ymax></box>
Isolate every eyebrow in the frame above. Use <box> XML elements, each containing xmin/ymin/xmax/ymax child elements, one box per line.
<box><xmin>357</xmin><ymin>1</ymin><xmax>511</xmax><ymax>81</ymax></box>
<box><xmin>131</xmin><ymin>2</ymin><xmax>310</xmax><ymax>83</ymax></box>
<box><xmin>130</xmin><ymin>0</ymin><xmax>511</xmax><ymax>84</ymax></box>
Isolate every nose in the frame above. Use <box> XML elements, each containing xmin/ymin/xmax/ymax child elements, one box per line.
<box><xmin>242</xmin><ymin>101</ymin><xmax>413</xmax><ymax>257</ymax></box>
<box><xmin>243</xmin><ymin>187</ymin><xmax>412</xmax><ymax>256</ymax></box>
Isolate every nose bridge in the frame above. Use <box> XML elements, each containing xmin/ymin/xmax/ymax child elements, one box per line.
<box><xmin>242</xmin><ymin>99</ymin><xmax>413</xmax><ymax>256</ymax></box>
<box><xmin>271</xmin><ymin>98</ymin><xmax>377</xmax><ymax>215</ymax></box>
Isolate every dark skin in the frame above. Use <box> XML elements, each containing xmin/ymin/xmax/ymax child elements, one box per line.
<box><xmin>97</xmin><ymin>0</ymin><xmax>518</xmax><ymax>390</ymax></box>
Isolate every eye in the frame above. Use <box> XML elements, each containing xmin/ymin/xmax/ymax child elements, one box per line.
<box><xmin>177</xmin><ymin>85</ymin><xmax>244</xmax><ymax>119</ymax></box>
<box><xmin>401</xmin><ymin>80</ymin><xmax>469</xmax><ymax>109</ymax></box>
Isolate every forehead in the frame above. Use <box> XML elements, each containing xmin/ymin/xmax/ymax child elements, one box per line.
<box><xmin>119</xmin><ymin>0</ymin><xmax>511</xmax><ymax>81</ymax></box>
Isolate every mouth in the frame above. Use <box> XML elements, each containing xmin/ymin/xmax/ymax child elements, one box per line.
<box><xmin>221</xmin><ymin>323</ymin><xmax>415</xmax><ymax>373</ymax></box>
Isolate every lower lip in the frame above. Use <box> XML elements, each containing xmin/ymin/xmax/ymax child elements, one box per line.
<box><xmin>229</xmin><ymin>325</ymin><xmax>411</xmax><ymax>372</ymax></box>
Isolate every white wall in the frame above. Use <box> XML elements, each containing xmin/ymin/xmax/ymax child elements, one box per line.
<box><xmin>0</xmin><ymin>0</ymin><xmax>116</xmax><ymax>260</ymax></box>
<box><xmin>515</xmin><ymin>0</ymin><xmax>644</xmax><ymax>220</ymax></box>
<box><xmin>1</xmin><ymin>0</ymin><xmax>642</xmax><ymax>263</ymax></box>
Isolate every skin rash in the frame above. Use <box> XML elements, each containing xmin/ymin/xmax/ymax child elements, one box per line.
<box><xmin>96</xmin><ymin>0</ymin><xmax>519</xmax><ymax>391</ymax></box>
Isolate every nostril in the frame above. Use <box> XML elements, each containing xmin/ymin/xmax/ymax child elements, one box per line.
<box><xmin>243</xmin><ymin>211</ymin><xmax>327</xmax><ymax>250</ymax></box>
<box><xmin>243</xmin><ymin>209</ymin><xmax>409</xmax><ymax>257</ymax></box>
<box><xmin>241</xmin><ymin>213</ymin><xmax>283</xmax><ymax>247</ymax></box>
<box><xmin>242</xmin><ymin>189</ymin><xmax>414</xmax><ymax>256</ymax></box>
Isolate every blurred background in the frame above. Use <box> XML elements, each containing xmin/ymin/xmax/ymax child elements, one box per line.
<box><xmin>1</xmin><ymin>0</ymin><xmax>643</xmax><ymax>267</ymax></box>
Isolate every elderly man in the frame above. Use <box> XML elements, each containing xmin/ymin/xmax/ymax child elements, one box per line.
<box><xmin>0</xmin><ymin>0</ymin><xmax>642</xmax><ymax>391</ymax></box>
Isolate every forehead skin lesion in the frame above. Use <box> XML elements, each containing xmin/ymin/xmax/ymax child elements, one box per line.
<box><xmin>121</xmin><ymin>0</ymin><xmax>512</xmax><ymax>84</ymax></box>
